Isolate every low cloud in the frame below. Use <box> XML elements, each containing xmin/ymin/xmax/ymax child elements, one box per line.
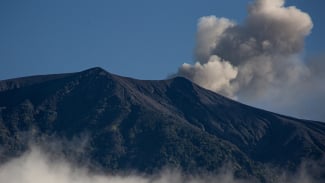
<box><xmin>0</xmin><ymin>146</ymin><xmax>247</xmax><ymax>183</ymax></box>
<box><xmin>175</xmin><ymin>0</ymin><xmax>325</xmax><ymax>121</ymax></box>
<box><xmin>0</xmin><ymin>145</ymin><xmax>323</xmax><ymax>183</ymax></box>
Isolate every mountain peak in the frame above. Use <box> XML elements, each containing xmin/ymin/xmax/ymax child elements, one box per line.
<box><xmin>81</xmin><ymin>67</ymin><xmax>109</xmax><ymax>75</ymax></box>
<box><xmin>83</xmin><ymin>67</ymin><xmax>107</xmax><ymax>72</ymax></box>
<box><xmin>0</xmin><ymin>68</ymin><xmax>325</xmax><ymax>182</ymax></box>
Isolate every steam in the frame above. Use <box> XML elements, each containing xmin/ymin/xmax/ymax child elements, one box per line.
<box><xmin>0</xmin><ymin>146</ymin><xmax>322</xmax><ymax>183</ymax></box>
<box><xmin>179</xmin><ymin>55</ymin><xmax>238</xmax><ymax>97</ymax></box>
<box><xmin>176</xmin><ymin>0</ymin><xmax>325</xmax><ymax>120</ymax></box>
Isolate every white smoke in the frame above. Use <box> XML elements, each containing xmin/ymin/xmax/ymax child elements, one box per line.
<box><xmin>0</xmin><ymin>146</ymin><xmax>321</xmax><ymax>183</ymax></box>
<box><xmin>178</xmin><ymin>55</ymin><xmax>238</xmax><ymax>97</ymax></box>
<box><xmin>176</xmin><ymin>0</ymin><xmax>325</xmax><ymax>121</ymax></box>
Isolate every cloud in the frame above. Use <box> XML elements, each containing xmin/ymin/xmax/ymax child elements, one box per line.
<box><xmin>195</xmin><ymin>16</ymin><xmax>235</xmax><ymax>64</ymax></box>
<box><xmin>0</xmin><ymin>146</ymin><xmax>246</xmax><ymax>183</ymax></box>
<box><xmin>0</xmin><ymin>146</ymin><xmax>322</xmax><ymax>183</ymax></box>
<box><xmin>175</xmin><ymin>0</ymin><xmax>325</xmax><ymax>121</ymax></box>
<box><xmin>0</xmin><ymin>146</ymin><xmax>145</xmax><ymax>183</ymax></box>
<box><xmin>178</xmin><ymin>55</ymin><xmax>238</xmax><ymax>97</ymax></box>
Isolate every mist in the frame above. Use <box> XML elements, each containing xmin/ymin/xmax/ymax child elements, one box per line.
<box><xmin>0</xmin><ymin>145</ymin><xmax>322</xmax><ymax>183</ymax></box>
<box><xmin>176</xmin><ymin>0</ymin><xmax>325</xmax><ymax>121</ymax></box>
<box><xmin>0</xmin><ymin>146</ymin><xmax>246</xmax><ymax>183</ymax></box>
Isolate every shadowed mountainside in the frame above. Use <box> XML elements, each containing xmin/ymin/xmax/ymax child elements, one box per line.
<box><xmin>0</xmin><ymin>67</ymin><xmax>324</xmax><ymax>182</ymax></box>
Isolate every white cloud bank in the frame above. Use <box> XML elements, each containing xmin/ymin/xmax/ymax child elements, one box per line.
<box><xmin>0</xmin><ymin>147</ymin><xmax>246</xmax><ymax>183</ymax></box>
<box><xmin>0</xmin><ymin>146</ymin><xmax>322</xmax><ymax>183</ymax></box>
<box><xmin>176</xmin><ymin>0</ymin><xmax>325</xmax><ymax>121</ymax></box>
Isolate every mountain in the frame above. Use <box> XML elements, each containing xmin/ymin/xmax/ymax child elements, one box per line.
<box><xmin>0</xmin><ymin>67</ymin><xmax>324</xmax><ymax>182</ymax></box>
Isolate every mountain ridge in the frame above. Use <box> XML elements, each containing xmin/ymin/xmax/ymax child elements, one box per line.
<box><xmin>0</xmin><ymin>67</ymin><xmax>324</xmax><ymax>182</ymax></box>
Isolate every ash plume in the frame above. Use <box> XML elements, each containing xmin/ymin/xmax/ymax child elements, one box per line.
<box><xmin>176</xmin><ymin>0</ymin><xmax>325</xmax><ymax>121</ymax></box>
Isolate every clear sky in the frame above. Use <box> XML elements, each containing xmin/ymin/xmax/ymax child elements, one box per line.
<box><xmin>0</xmin><ymin>0</ymin><xmax>324</xmax><ymax>80</ymax></box>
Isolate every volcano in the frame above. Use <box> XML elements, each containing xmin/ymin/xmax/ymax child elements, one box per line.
<box><xmin>0</xmin><ymin>67</ymin><xmax>324</xmax><ymax>182</ymax></box>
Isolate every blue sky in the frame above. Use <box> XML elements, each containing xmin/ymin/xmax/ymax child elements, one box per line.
<box><xmin>0</xmin><ymin>0</ymin><xmax>324</xmax><ymax>80</ymax></box>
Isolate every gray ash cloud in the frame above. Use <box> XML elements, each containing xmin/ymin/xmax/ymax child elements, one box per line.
<box><xmin>176</xmin><ymin>0</ymin><xmax>325</xmax><ymax>121</ymax></box>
